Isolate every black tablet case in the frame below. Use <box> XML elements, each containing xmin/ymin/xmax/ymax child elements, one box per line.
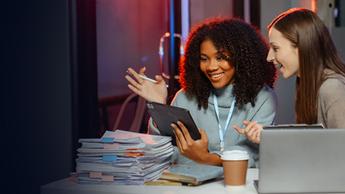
<box><xmin>146</xmin><ymin>102</ymin><xmax>201</xmax><ymax>145</ymax></box>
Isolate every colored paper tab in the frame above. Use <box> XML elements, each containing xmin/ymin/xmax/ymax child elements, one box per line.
<box><xmin>102</xmin><ymin>155</ymin><xmax>117</xmax><ymax>162</ymax></box>
<box><xmin>101</xmin><ymin>137</ymin><xmax>114</xmax><ymax>143</ymax></box>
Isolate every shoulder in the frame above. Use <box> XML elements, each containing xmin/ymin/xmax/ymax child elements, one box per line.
<box><xmin>172</xmin><ymin>89</ymin><xmax>188</xmax><ymax>101</ymax></box>
<box><xmin>171</xmin><ymin>89</ymin><xmax>195</xmax><ymax>106</ymax></box>
<box><xmin>319</xmin><ymin>75</ymin><xmax>345</xmax><ymax>100</ymax></box>
<box><xmin>256</xmin><ymin>85</ymin><xmax>277</xmax><ymax>102</ymax></box>
<box><xmin>248</xmin><ymin>85</ymin><xmax>278</xmax><ymax>112</ymax></box>
<box><xmin>242</xmin><ymin>85</ymin><xmax>277</xmax><ymax>124</ymax></box>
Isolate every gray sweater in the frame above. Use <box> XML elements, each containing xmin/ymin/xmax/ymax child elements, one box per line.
<box><xmin>148</xmin><ymin>84</ymin><xmax>277</xmax><ymax>167</ymax></box>
<box><xmin>318</xmin><ymin>69</ymin><xmax>345</xmax><ymax>128</ymax></box>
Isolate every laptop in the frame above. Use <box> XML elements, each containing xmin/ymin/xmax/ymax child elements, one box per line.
<box><xmin>256</xmin><ymin>126</ymin><xmax>345</xmax><ymax>194</ymax></box>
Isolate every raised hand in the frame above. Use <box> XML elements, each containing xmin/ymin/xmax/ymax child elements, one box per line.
<box><xmin>125</xmin><ymin>67</ymin><xmax>168</xmax><ymax>104</ymax></box>
<box><xmin>233</xmin><ymin>120</ymin><xmax>263</xmax><ymax>144</ymax></box>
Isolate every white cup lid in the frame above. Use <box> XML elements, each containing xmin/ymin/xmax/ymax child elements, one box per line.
<box><xmin>221</xmin><ymin>150</ymin><xmax>249</xmax><ymax>160</ymax></box>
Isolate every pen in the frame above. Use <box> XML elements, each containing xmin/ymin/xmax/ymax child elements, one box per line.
<box><xmin>138</xmin><ymin>74</ymin><xmax>169</xmax><ymax>88</ymax></box>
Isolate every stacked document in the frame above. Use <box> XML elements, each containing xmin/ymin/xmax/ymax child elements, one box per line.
<box><xmin>75</xmin><ymin>130</ymin><xmax>174</xmax><ymax>185</ymax></box>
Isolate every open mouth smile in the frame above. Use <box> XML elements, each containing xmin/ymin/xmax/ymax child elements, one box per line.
<box><xmin>208</xmin><ymin>72</ymin><xmax>224</xmax><ymax>81</ymax></box>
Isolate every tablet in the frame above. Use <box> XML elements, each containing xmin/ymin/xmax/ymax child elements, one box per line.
<box><xmin>146</xmin><ymin>102</ymin><xmax>201</xmax><ymax>145</ymax></box>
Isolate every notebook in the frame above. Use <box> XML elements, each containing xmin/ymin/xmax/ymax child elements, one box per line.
<box><xmin>159</xmin><ymin>163</ymin><xmax>223</xmax><ymax>185</ymax></box>
<box><xmin>256</xmin><ymin>126</ymin><xmax>345</xmax><ymax>194</ymax></box>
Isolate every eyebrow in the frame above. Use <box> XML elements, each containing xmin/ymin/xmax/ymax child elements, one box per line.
<box><xmin>200</xmin><ymin>48</ymin><xmax>231</xmax><ymax>57</ymax></box>
<box><xmin>200</xmin><ymin>52</ymin><xmax>216</xmax><ymax>57</ymax></box>
<box><xmin>269</xmin><ymin>42</ymin><xmax>278</xmax><ymax>46</ymax></box>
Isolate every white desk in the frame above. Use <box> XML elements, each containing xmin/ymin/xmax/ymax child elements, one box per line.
<box><xmin>41</xmin><ymin>169</ymin><xmax>258</xmax><ymax>194</ymax></box>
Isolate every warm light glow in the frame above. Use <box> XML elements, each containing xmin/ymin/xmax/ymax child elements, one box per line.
<box><xmin>312</xmin><ymin>0</ymin><xmax>317</xmax><ymax>12</ymax></box>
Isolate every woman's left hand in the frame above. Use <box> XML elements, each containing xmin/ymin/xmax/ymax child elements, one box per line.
<box><xmin>171</xmin><ymin>121</ymin><xmax>210</xmax><ymax>163</ymax></box>
<box><xmin>233</xmin><ymin>120</ymin><xmax>263</xmax><ymax>144</ymax></box>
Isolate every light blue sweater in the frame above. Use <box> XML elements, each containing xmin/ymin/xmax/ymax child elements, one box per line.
<box><xmin>148</xmin><ymin>84</ymin><xmax>277</xmax><ymax>167</ymax></box>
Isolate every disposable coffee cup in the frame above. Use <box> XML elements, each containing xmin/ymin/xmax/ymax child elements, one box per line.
<box><xmin>221</xmin><ymin>150</ymin><xmax>249</xmax><ymax>186</ymax></box>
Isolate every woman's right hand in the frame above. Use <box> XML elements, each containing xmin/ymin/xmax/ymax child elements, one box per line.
<box><xmin>125</xmin><ymin>67</ymin><xmax>168</xmax><ymax>104</ymax></box>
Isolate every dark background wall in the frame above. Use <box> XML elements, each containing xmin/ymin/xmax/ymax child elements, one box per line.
<box><xmin>4</xmin><ymin>0</ymin><xmax>73</xmax><ymax>193</ymax></box>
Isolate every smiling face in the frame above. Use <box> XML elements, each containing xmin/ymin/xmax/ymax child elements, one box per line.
<box><xmin>267</xmin><ymin>27</ymin><xmax>300</xmax><ymax>78</ymax></box>
<box><xmin>199</xmin><ymin>39</ymin><xmax>235</xmax><ymax>89</ymax></box>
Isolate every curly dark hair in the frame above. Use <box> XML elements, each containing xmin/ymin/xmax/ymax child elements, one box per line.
<box><xmin>179</xmin><ymin>18</ymin><xmax>277</xmax><ymax>109</ymax></box>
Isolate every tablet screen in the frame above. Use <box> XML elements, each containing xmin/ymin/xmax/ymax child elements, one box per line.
<box><xmin>147</xmin><ymin>102</ymin><xmax>201</xmax><ymax>145</ymax></box>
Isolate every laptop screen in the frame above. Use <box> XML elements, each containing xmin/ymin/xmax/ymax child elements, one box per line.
<box><xmin>258</xmin><ymin>127</ymin><xmax>345</xmax><ymax>193</ymax></box>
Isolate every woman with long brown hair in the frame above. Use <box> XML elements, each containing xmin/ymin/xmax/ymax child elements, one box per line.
<box><xmin>236</xmin><ymin>8</ymin><xmax>345</xmax><ymax>143</ymax></box>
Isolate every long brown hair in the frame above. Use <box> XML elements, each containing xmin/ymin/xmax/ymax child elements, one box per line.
<box><xmin>268</xmin><ymin>8</ymin><xmax>345</xmax><ymax>124</ymax></box>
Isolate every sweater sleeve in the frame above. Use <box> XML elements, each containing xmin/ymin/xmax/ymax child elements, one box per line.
<box><xmin>319</xmin><ymin>78</ymin><xmax>345</xmax><ymax>128</ymax></box>
<box><xmin>249</xmin><ymin>87</ymin><xmax>278</xmax><ymax>126</ymax></box>
<box><xmin>238</xmin><ymin>86</ymin><xmax>277</xmax><ymax>167</ymax></box>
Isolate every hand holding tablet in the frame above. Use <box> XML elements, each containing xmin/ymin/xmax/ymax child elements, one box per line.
<box><xmin>146</xmin><ymin>102</ymin><xmax>201</xmax><ymax>145</ymax></box>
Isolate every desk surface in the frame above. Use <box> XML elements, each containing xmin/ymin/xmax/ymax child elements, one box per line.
<box><xmin>41</xmin><ymin>169</ymin><xmax>258</xmax><ymax>194</ymax></box>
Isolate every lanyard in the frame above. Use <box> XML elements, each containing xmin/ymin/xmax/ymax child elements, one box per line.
<box><xmin>213</xmin><ymin>94</ymin><xmax>236</xmax><ymax>152</ymax></box>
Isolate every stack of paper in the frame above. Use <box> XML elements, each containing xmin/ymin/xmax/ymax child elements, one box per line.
<box><xmin>75</xmin><ymin>130</ymin><xmax>174</xmax><ymax>185</ymax></box>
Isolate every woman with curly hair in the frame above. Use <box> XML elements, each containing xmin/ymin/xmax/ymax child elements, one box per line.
<box><xmin>235</xmin><ymin>8</ymin><xmax>345</xmax><ymax>144</ymax></box>
<box><xmin>126</xmin><ymin>18</ymin><xmax>277</xmax><ymax>167</ymax></box>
